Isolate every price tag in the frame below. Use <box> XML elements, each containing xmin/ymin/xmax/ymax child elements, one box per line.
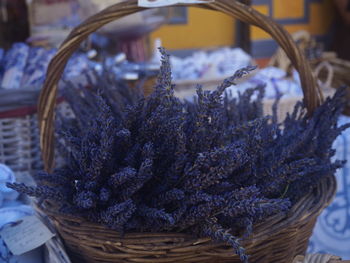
<box><xmin>139</xmin><ymin>0</ymin><xmax>214</xmax><ymax>8</ymax></box>
<box><xmin>0</xmin><ymin>216</ymin><xmax>55</xmax><ymax>255</ymax></box>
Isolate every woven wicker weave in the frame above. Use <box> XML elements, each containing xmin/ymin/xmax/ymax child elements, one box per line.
<box><xmin>0</xmin><ymin>113</ymin><xmax>42</xmax><ymax>184</ymax></box>
<box><xmin>36</xmin><ymin>1</ymin><xmax>332</xmax><ymax>262</ymax></box>
<box><xmin>41</xmin><ymin>176</ymin><xmax>335</xmax><ymax>263</ymax></box>
<box><xmin>0</xmin><ymin>100</ymin><xmax>74</xmax><ymax>184</ymax></box>
<box><xmin>293</xmin><ymin>254</ymin><xmax>350</xmax><ymax>263</ymax></box>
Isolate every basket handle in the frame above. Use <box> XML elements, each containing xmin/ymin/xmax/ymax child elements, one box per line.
<box><xmin>314</xmin><ymin>61</ymin><xmax>334</xmax><ymax>90</ymax></box>
<box><xmin>38</xmin><ymin>0</ymin><xmax>322</xmax><ymax>172</ymax></box>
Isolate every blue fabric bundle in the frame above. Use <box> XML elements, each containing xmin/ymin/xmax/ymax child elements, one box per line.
<box><xmin>1</xmin><ymin>43</ymin><xmax>30</xmax><ymax>90</ymax></box>
<box><xmin>0</xmin><ymin>43</ymin><xmax>98</xmax><ymax>90</ymax></box>
<box><xmin>0</xmin><ymin>164</ymin><xmax>42</xmax><ymax>263</ymax></box>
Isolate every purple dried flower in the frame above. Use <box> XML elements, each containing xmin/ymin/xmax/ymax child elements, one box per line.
<box><xmin>7</xmin><ymin>183</ymin><xmax>65</xmax><ymax>201</ymax></box>
<box><xmin>109</xmin><ymin>167</ymin><xmax>137</xmax><ymax>188</ymax></box>
<box><xmin>73</xmin><ymin>191</ymin><xmax>97</xmax><ymax>209</ymax></box>
<box><xmin>99</xmin><ymin>187</ymin><xmax>111</xmax><ymax>202</ymax></box>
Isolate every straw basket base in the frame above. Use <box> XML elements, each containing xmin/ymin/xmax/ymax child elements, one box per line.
<box><xmin>42</xmin><ymin>176</ymin><xmax>336</xmax><ymax>263</ymax></box>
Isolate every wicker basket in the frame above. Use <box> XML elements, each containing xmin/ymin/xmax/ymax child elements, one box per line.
<box><xmin>41</xmin><ymin>176</ymin><xmax>335</xmax><ymax>263</ymax></box>
<box><xmin>0</xmin><ymin>96</ymin><xmax>74</xmax><ymax>184</ymax></box>
<box><xmin>0</xmin><ymin>106</ymin><xmax>42</xmax><ymax>184</ymax></box>
<box><xmin>37</xmin><ymin>0</ymin><xmax>331</xmax><ymax>262</ymax></box>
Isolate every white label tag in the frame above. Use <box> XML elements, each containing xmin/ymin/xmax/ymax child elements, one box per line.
<box><xmin>89</xmin><ymin>0</ymin><xmax>124</xmax><ymax>10</ymax></box>
<box><xmin>0</xmin><ymin>216</ymin><xmax>55</xmax><ymax>255</ymax></box>
<box><xmin>138</xmin><ymin>0</ymin><xmax>214</xmax><ymax>8</ymax></box>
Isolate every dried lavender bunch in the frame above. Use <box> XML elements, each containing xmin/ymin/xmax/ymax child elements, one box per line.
<box><xmin>7</xmin><ymin>183</ymin><xmax>66</xmax><ymax>202</ymax></box>
<box><xmin>8</xmin><ymin>48</ymin><xmax>349</xmax><ymax>263</ymax></box>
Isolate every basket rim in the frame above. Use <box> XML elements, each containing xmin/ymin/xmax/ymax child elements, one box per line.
<box><xmin>39</xmin><ymin>175</ymin><xmax>336</xmax><ymax>244</ymax></box>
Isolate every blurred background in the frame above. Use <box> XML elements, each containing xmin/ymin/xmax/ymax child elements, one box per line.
<box><xmin>1</xmin><ymin>0</ymin><xmax>345</xmax><ymax>60</ymax></box>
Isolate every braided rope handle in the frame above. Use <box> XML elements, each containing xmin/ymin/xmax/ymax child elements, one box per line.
<box><xmin>268</xmin><ymin>30</ymin><xmax>312</xmax><ymax>72</ymax></box>
<box><xmin>38</xmin><ymin>0</ymin><xmax>322</xmax><ymax>172</ymax></box>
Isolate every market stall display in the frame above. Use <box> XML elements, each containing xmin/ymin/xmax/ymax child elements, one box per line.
<box><xmin>78</xmin><ymin>0</ymin><xmax>167</xmax><ymax>38</ymax></box>
<box><xmin>0</xmin><ymin>43</ymin><xmax>97</xmax><ymax>182</ymax></box>
<box><xmin>27</xmin><ymin>0</ymin><xmax>81</xmax><ymax>48</ymax></box>
<box><xmin>170</xmin><ymin>47</ymin><xmax>254</xmax><ymax>93</ymax></box>
<box><xmin>269</xmin><ymin>30</ymin><xmax>350</xmax><ymax>115</ymax></box>
<box><xmin>78</xmin><ymin>0</ymin><xmax>169</xmax><ymax>61</ymax></box>
<box><xmin>170</xmin><ymin>47</ymin><xmax>252</xmax><ymax>81</ymax></box>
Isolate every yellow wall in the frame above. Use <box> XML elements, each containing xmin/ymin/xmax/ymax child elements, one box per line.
<box><xmin>150</xmin><ymin>0</ymin><xmax>334</xmax><ymax>51</ymax></box>
<box><xmin>150</xmin><ymin>7</ymin><xmax>235</xmax><ymax>50</ymax></box>
<box><xmin>251</xmin><ymin>0</ymin><xmax>335</xmax><ymax>41</ymax></box>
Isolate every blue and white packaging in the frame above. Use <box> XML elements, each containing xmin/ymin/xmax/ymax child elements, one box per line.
<box><xmin>21</xmin><ymin>47</ymin><xmax>46</xmax><ymax>86</ymax></box>
<box><xmin>0</xmin><ymin>164</ymin><xmax>45</xmax><ymax>263</ymax></box>
<box><xmin>0</xmin><ymin>48</ymin><xmax>5</xmax><ymax>83</ymax></box>
<box><xmin>225</xmin><ymin>66</ymin><xmax>303</xmax><ymax>100</ymax></box>
<box><xmin>170</xmin><ymin>47</ymin><xmax>252</xmax><ymax>81</ymax></box>
<box><xmin>25</xmin><ymin>48</ymin><xmax>57</xmax><ymax>87</ymax></box>
<box><xmin>1</xmin><ymin>43</ymin><xmax>30</xmax><ymax>90</ymax></box>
